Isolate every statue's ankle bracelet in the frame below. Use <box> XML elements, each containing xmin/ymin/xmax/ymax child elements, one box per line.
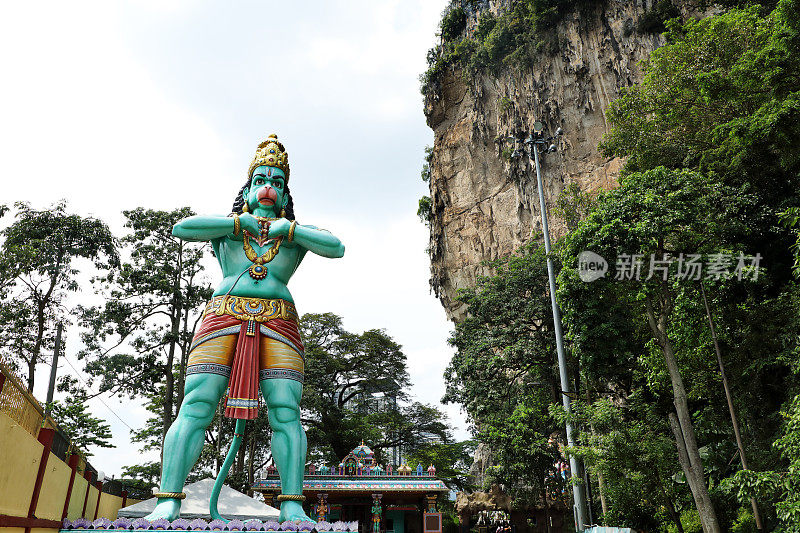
<box><xmin>276</xmin><ymin>494</ymin><xmax>306</xmax><ymax>502</ymax></box>
<box><xmin>153</xmin><ymin>491</ymin><xmax>186</xmax><ymax>500</ymax></box>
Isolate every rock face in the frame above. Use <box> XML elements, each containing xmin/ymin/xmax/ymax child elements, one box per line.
<box><xmin>423</xmin><ymin>0</ymin><xmax>688</xmax><ymax>320</ymax></box>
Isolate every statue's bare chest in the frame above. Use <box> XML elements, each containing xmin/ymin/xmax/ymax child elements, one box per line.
<box><xmin>217</xmin><ymin>237</ymin><xmax>300</xmax><ymax>282</ymax></box>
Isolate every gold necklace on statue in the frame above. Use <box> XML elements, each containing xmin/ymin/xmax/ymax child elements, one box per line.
<box><xmin>242</xmin><ymin>231</ymin><xmax>282</xmax><ymax>280</ymax></box>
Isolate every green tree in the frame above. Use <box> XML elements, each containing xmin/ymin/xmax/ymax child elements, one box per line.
<box><xmin>78</xmin><ymin>207</ymin><xmax>213</xmax><ymax>444</ymax></box>
<box><xmin>0</xmin><ymin>201</ymin><xmax>118</xmax><ymax>391</ymax></box>
<box><xmin>600</xmin><ymin>2</ymin><xmax>800</xmax><ymax>178</ymax></box>
<box><xmin>559</xmin><ymin>165</ymin><xmax>800</xmax><ymax>531</ymax></box>
<box><xmin>723</xmin><ymin>393</ymin><xmax>800</xmax><ymax>531</ymax></box>
<box><xmin>781</xmin><ymin>207</ymin><xmax>800</xmax><ymax>276</ymax></box>
<box><xmin>444</xmin><ymin>242</ymin><xmax>567</xmax><ymax>509</ymax></box>
<box><xmin>407</xmin><ymin>440</ymin><xmax>476</xmax><ymax>491</ymax></box>
<box><xmin>49</xmin><ymin>396</ymin><xmax>114</xmax><ymax>455</ymax></box>
<box><xmin>576</xmin><ymin>2</ymin><xmax>800</xmax><ymax>529</ymax></box>
<box><xmin>417</xmin><ymin>196</ymin><xmax>433</xmax><ymax>225</ymax></box>
<box><xmin>599</xmin><ymin>0</ymin><xmax>800</xmax><ymax>279</ymax></box>
<box><xmin>761</xmin><ymin>394</ymin><xmax>800</xmax><ymax>529</ymax></box>
<box><xmin>300</xmin><ymin>312</ymin><xmax>452</xmax><ymax>464</ymax></box>
<box><xmin>418</xmin><ymin>145</ymin><xmax>434</xmax><ymax>227</ymax></box>
<box><xmin>556</xmin><ymin>395</ymin><xmax>688</xmax><ymax>531</ymax></box>
<box><xmin>561</xmin><ymin>167</ymin><xmax>741</xmax><ymax>532</ymax></box>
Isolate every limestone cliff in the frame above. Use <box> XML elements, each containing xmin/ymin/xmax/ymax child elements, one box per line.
<box><xmin>423</xmin><ymin>0</ymin><xmax>709</xmax><ymax>320</ymax></box>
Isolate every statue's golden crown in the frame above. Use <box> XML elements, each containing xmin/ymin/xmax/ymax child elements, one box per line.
<box><xmin>248</xmin><ymin>134</ymin><xmax>290</xmax><ymax>181</ymax></box>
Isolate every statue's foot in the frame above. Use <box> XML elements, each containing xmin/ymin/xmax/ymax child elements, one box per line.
<box><xmin>144</xmin><ymin>499</ymin><xmax>181</xmax><ymax>521</ymax></box>
<box><xmin>279</xmin><ymin>501</ymin><xmax>314</xmax><ymax>523</ymax></box>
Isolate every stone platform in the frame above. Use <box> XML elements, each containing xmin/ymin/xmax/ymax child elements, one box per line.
<box><xmin>119</xmin><ymin>479</ymin><xmax>279</xmax><ymax>521</ymax></box>
<box><xmin>60</xmin><ymin>518</ymin><xmax>358</xmax><ymax>532</ymax></box>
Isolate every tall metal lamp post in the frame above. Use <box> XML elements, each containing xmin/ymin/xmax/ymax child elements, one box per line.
<box><xmin>510</xmin><ymin>122</ymin><xmax>590</xmax><ymax>531</ymax></box>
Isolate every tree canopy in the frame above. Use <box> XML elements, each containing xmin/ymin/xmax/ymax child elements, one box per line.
<box><xmin>0</xmin><ymin>202</ymin><xmax>118</xmax><ymax>391</ymax></box>
<box><xmin>445</xmin><ymin>243</ymin><xmax>567</xmax><ymax>505</ymax></box>
<box><xmin>300</xmin><ymin>312</ymin><xmax>452</xmax><ymax>464</ymax></box>
<box><xmin>443</xmin><ymin>1</ymin><xmax>800</xmax><ymax>531</ymax></box>
<box><xmin>50</xmin><ymin>396</ymin><xmax>114</xmax><ymax>454</ymax></box>
<box><xmin>77</xmin><ymin>207</ymin><xmax>213</xmax><ymax>442</ymax></box>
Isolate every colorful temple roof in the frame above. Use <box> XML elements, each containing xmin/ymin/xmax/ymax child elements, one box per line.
<box><xmin>252</xmin><ymin>477</ymin><xmax>448</xmax><ymax>493</ymax></box>
<box><xmin>338</xmin><ymin>441</ymin><xmax>376</xmax><ymax>468</ymax></box>
<box><xmin>253</xmin><ymin>441</ymin><xmax>448</xmax><ymax>494</ymax></box>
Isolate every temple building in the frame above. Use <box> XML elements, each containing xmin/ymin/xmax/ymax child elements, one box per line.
<box><xmin>253</xmin><ymin>442</ymin><xmax>449</xmax><ymax>533</ymax></box>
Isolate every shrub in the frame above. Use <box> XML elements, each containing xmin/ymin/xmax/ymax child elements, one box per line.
<box><xmin>417</xmin><ymin>196</ymin><xmax>433</xmax><ymax>225</ymax></box>
<box><xmin>441</xmin><ymin>7</ymin><xmax>467</xmax><ymax>41</ymax></box>
<box><xmin>421</xmin><ymin>0</ymin><xmax>608</xmax><ymax>95</ymax></box>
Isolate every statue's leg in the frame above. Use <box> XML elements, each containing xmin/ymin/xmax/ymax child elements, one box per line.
<box><xmin>260</xmin><ymin>378</ymin><xmax>313</xmax><ymax>522</ymax></box>
<box><xmin>145</xmin><ymin>373</ymin><xmax>228</xmax><ymax>520</ymax></box>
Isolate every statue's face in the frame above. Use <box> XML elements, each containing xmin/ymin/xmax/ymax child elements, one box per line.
<box><xmin>243</xmin><ymin>165</ymin><xmax>287</xmax><ymax>215</ymax></box>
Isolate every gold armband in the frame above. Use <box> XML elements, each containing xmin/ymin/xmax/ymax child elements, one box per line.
<box><xmin>232</xmin><ymin>214</ymin><xmax>241</xmax><ymax>236</ymax></box>
<box><xmin>288</xmin><ymin>221</ymin><xmax>297</xmax><ymax>243</ymax></box>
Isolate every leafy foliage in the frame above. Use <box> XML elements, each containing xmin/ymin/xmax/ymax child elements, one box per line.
<box><xmin>723</xmin><ymin>394</ymin><xmax>800</xmax><ymax>530</ymax></box>
<box><xmin>77</xmin><ymin>207</ymin><xmax>213</xmax><ymax>446</ymax></box>
<box><xmin>636</xmin><ymin>1</ymin><xmax>681</xmax><ymax>34</ymax></box>
<box><xmin>407</xmin><ymin>440</ymin><xmax>476</xmax><ymax>491</ymax></box>
<box><xmin>421</xmin><ymin>0</ymin><xmax>603</xmax><ymax>94</ymax></box>
<box><xmin>300</xmin><ymin>313</ymin><xmax>451</xmax><ymax>464</ymax></box>
<box><xmin>781</xmin><ymin>207</ymin><xmax>800</xmax><ymax>276</ymax></box>
<box><xmin>440</xmin><ymin>7</ymin><xmax>467</xmax><ymax>42</ymax></box>
<box><xmin>417</xmin><ymin>196</ymin><xmax>433</xmax><ymax>225</ymax></box>
<box><xmin>600</xmin><ymin>1</ymin><xmax>800</xmax><ymax>190</ymax></box>
<box><xmin>552</xmin><ymin>398</ymin><xmax>684</xmax><ymax>530</ymax></box>
<box><xmin>556</xmin><ymin>163</ymin><xmax>798</xmax><ymax>530</ymax></box>
<box><xmin>552</xmin><ymin>182</ymin><xmax>595</xmax><ymax>232</ymax></box>
<box><xmin>0</xmin><ymin>201</ymin><xmax>117</xmax><ymax>391</ymax></box>
<box><xmin>445</xmin><ymin>242</ymin><xmax>567</xmax><ymax>501</ymax></box>
<box><xmin>49</xmin><ymin>396</ymin><xmax>114</xmax><ymax>454</ymax></box>
<box><xmin>418</xmin><ymin>145</ymin><xmax>434</xmax><ymax>227</ymax></box>
<box><xmin>420</xmin><ymin>145</ymin><xmax>433</xmax><ymax>183</ymax></box>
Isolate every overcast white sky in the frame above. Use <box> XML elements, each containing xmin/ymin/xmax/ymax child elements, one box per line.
<box><xmin>0</xmin><ymin>0</ymin><xmax>466</xmax><ymax>477</ymax></box>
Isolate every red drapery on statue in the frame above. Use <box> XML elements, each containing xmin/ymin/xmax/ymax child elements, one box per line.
<box><xmin>225</xmin><ymin>320</ymin><xmax>261</xmax><ymax>419</ymax></box>
<box><xmin>188</xmin><ymin>311</ymin><xmax>305</xmax><ymax>420</ymax></box>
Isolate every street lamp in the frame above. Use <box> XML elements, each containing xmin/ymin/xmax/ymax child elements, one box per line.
<box><xmin>511</xmin><ymin>124</ymin><xmax>590</xmax><ymax>532</ymax></box>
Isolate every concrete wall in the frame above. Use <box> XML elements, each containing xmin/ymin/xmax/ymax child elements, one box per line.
<box><xmin>36</xmin><ymin>450</ymin><xmax>72</xmax><ymax>520</ymax></box>
<box><xmin>0</xmin><ymin>412</ymin><xmax>42</xmax><ymax>516</ymax></box>
<box><xmin>0</xmin><ymin>411</ymin><xmax>138</xmax><ymax>528</ymax></box>
<box><xmin>67</xmin><ymin>475</ymin><xmax>89</xmax><ymax>519</ymax></box>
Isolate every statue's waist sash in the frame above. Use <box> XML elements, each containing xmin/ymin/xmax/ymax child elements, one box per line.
<box><xmin>203</xmin><ymin>295</ymin><xmax>299</xmax><ymax>323</ymax></box>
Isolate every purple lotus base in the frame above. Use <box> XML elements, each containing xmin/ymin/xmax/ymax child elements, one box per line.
<box><xmin>60</xmin><ymin>518</ymin><xmax>358</xmax><ymax>532</ymax></box>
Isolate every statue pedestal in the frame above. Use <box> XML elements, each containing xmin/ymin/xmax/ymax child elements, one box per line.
<box><xmin>61</xmin><ymin>480</ymin><xmax>360</xmax><ymax>532</ymax></box>
<box><xmin>118</xmin><ymin>478</ymin><xmax>279</xmax><ymax>521</ymax></box>
<box><xmin>60</xmin><ymin>516</ymin><xmax>359</xmax><ymax>533</ymax></box>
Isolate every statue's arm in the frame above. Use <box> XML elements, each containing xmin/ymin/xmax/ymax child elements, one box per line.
<box><xmin>289</xmin><ymin>224</ymin><xmax>345</xmax><ymax>258</ymax></box>
<box><xmin>172</xmin><ymin>215</ymin><xmax>236</xmax><ymax>242</ymax></box>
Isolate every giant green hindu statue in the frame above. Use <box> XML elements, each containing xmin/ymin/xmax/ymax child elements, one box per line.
<box><xmin>145</xmin><ymin>135</ymin><xmax>345</xmax><ymax>523</ymax></box>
